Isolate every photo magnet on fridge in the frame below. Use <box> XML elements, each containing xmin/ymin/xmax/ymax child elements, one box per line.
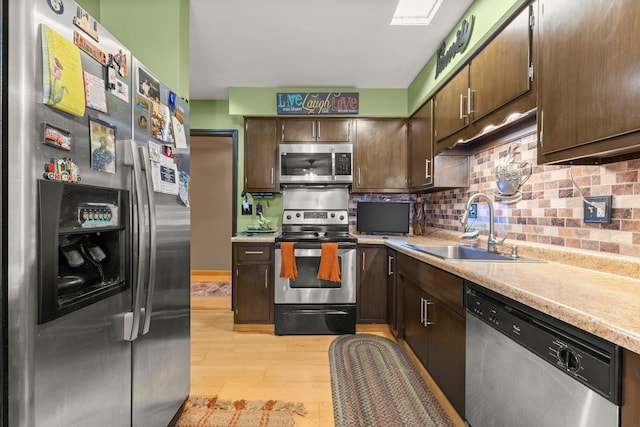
<box><xmin>88</xmin><ymin>116</ymin><xmax>116</xmax><ymax>174</ymax></box>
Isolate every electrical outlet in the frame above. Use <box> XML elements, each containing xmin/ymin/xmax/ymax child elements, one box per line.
<box><xmin>583</xmin><ymin>196</ymin><xmax>612</xmax><ymax>224</ymax></box>
<box><xmin>242</xmin><ymin>203</ymin><xmax>253</xmax><ymax>215</ymax></box>
<box><xmin>256</xmin><ymin>202</ymin><xmax>263</xmax><ymax>215</ymax></box>
<box><xmin>468</xmin><ymin>203</ymin><xmax>478</xmax><ymax>219</ymax></box>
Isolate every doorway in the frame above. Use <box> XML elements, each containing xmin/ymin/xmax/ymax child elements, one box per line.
<box><xmin>189</xmin><ymin>131</ymin><xmax>237</xmax><ymax>275</ymax></box>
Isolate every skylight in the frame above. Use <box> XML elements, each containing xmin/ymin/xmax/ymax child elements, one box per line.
<box><xmin>390</xmin><ymin>0</ymin><xmax>444</xmax><ymax>25</ymax></box>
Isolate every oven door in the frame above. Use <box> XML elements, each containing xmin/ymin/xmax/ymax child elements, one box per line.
<box><xmin>274</xmin><ymin>242</ymin><xmax>356</xmax><ymax>304</ymax></box>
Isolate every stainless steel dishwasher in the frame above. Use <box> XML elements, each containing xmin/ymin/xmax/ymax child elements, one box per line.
<box><xmin>465</xmin><ymin>281</ymin><xmax>621</xmax><ymax>427</ymax></box>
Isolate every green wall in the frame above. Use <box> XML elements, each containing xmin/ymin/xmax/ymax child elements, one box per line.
<box><xmin>229</xmin><ymin>87</ymin><xmax>408</xmax><ymax>117</ymax></box>
<box><xmin>407</xmin><ymin>0</ymin><xmax>528</xmax><ymax>114</ymax></box>
<box><xmin>77</xmin><ymin>0</ymin><xmax>190</xmax><ymax>98</ymax></box>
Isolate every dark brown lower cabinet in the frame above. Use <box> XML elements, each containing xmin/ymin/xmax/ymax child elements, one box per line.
<box><xmin>232</xmin><ymin>243</ymin><xmax>274</xmax><ymax>323</ymax></box>
<box><xmin>356</xmin><ymin>245</ymin><xmax>388</xmax><ymax>323</ymax></box>
<box><xmin>622</xmin><ymin>348</ymin><xmax>640</xmax><ymax>426</ymax></box>
<box><xmin>398</xmin><ymin>253</ymin><xmax>465</xmax><ymax>418</ymax></box>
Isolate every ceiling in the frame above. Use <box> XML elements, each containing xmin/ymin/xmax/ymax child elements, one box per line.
<box><xmin>188</xmin><ymin>0</ymin><xmax>474</xmax><ymax>100</ymax></box>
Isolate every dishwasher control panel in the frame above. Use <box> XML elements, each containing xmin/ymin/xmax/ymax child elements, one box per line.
<box><xmin>465</xmin><ymin>281</ymin><xmax>621</xmax><ymax>405</ymax></box>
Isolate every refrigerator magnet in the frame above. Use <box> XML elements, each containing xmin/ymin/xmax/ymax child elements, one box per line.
<box><xmin>73</xmin><ymin>5</ymin><xmax>99</xmax><ymax>42</ymax></box>
<box><xmin>88</xmin><ymin>117</ymin><xmax>116</xmax><ymax>174</ymax></box>
<box><xmin>42</xmin><ymin>122</ymin><xmax>72</xmax><ymax>151</ymax></box>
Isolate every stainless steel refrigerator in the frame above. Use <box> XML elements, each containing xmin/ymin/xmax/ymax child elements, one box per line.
<box><xmin>5</xmin><ymin>1</ymin><xmax>190</xmax><ymax>426</ymax></box>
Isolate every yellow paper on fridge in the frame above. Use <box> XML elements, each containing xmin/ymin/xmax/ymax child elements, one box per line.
<box><xmin>41</xmin><ymin>24</ymin><xmax>86</xmax><ymax>117</ymax></box>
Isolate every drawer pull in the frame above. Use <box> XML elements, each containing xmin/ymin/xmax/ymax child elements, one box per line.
<box><xmin>244</xmin><ymin>251</ymin><xmax>264</xmax><ymax>255</ymax></box>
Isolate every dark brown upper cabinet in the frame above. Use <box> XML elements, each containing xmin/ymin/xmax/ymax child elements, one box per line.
<box><xmin>434</xmin><ymin>3</ymin><xmax>536</xmax><ymax>156</ymax></box>
<box><xmin>281</xmin><ymin>118</ymin><xmax>353</xmax><ymax>143</ymax></box>
<box><xmin>244</xmin><ymin>117</ymin><xmax>279</xmax><ymax>192</ymax></box>
<box><xmin>352</xmin><ymin>119</ymin><xmax>408</xmax><ymax>193</ymax></box>
<box><xmin>408</xmin><ymin>100</ymin><xmax>434</xmax><ymax>191</ymax></box>
<box><xmin>537</xmin><ymin>0</ymin><xmax>640</xmax><ymax>164</ymax></box>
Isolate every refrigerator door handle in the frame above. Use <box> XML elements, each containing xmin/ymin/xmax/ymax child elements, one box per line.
<box><xmin>140</xmin><ymin>146</ymin><xmax>157</xmax><ymax>335</ymax></box>
<box><xmin>123</xmin><ymin>140</ymin><xmax>148</xmax><ymax>342</ymax></box>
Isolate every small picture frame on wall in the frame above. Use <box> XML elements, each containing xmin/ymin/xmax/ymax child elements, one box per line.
<box><xmin>88</xmin><ymin>116</ymin><xmax>116</xmax><ymax>173</ymax></box>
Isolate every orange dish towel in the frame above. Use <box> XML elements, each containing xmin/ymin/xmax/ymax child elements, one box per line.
<box><xmin>317</xmin><ymin>243</ymin><xmax>341</xmax><ymax>283</ymax></box>
<box><xmin>279</xmin><ymin>242</ymin><xmax>298</xmax><ymax>280</ymax></box>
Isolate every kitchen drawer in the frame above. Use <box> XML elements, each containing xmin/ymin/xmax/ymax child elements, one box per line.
<box><xmin>397</xmin><ymin>253</ymin><xmax>464</xmax><ymax>316</ymax></box>
<box><xmin>236</xmin><ymin>244</ymin><xmax>273</xmax><ymax>262</ymax></box>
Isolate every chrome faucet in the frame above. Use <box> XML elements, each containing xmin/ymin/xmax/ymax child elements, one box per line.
<box><xmin>460</xmin><ymin>193</ymin><xmax>498</xmax><ymax>253</ymax></box>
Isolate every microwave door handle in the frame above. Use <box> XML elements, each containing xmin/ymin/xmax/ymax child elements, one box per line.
<box><xmin>140</xmin><ymin>146</ymin><xmax>157</xmax><ymax>335</ymax></box>
<box><xmin>123</xmin><ymin>140</ymin><xmax>147</xmax><ymax>342</ymax></box>
<box><xmin>331</xmin><ymin>146</ymin><xmax>336</xmax><ymax>180</ymax></box>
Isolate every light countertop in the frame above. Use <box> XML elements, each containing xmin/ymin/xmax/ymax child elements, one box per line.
<box><xmin>232</xmin><ymin>229</ymin><xmax>640</xmax><ymax>354</ymax></box>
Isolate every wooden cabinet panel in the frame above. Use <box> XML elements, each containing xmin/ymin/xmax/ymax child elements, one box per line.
<box><xmin>357</xmin><ymin>245</ymin><xmax>387</xmax><ymax>323</ymax></box>
<box><xmin>433</xmin><ymin>66</ymin><xmax>469</xmax><ymax>147</ymax></box>
<box><xmin>281</xmin><ymin>118</ymin><xmax>352</xmax><ymax>143</ymax></box>
<box><xmin>408</xmin><ymin>100</ymin><xmax>433</xmax><ymax>190</ymax></box>
<box><xmin>538</xmin><ymin>0</ymin><xmax>640</xmax><ymax>163</ymax></box>
<box><xmin>401</xmin><ymin>276</ymin><xmax>429</xmax><ymax>364</ymax></box>
<box><xmin>428</xmin><ymin>301</ymin><xmax>466</xmax><ymax>417</ymax></box>
<box><xmin>397</xmin><ymin>253</ymin><xmax>465</xmax><ymax>417</ymax></box>
<box><xmin>470</xmin><ymin>5</ymin><xmax>532</xmax><ymax>123</ymax></box>
<box><xmin>387</xmin><ymin>249</ymin><xmax>401</xmax><ymax>337</ymax></box>
<box><xmin>244</xmin><ymin>118</ymin><xmax>278</xmax><ymax>192</ymax></box>
<box><xmin>233</xmin><ymin>243</ymin><xmax>274</xmax><ymax>323</ymax></box>
<box><xmin>353</xmin><ymin>119</ymin><xmax>407</xmax><ymax>192</ymax></box>
<box><xmin>622</xmin><ymin>348</ymin><xmax>640</xmax><ymax>426</ymax></box>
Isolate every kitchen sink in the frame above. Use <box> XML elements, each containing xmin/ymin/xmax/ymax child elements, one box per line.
<box><xmin>403</xmin><ymin>244</ymin><xmax>544</xmax><ymax>263</ymax></box>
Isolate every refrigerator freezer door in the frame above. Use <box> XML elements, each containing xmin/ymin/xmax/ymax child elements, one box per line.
<box><xmin>130</xmin><ymin>64</ymin><xmax>190</xmax><ymax>426</ymax></box>
<box><xmin>34</xmin><ymin>295</ymin><xmax>132</xmax><ymax>427</ymax></box>
<box><xmin>131</xmin><ymin>190</ymin><xmax>190</xmax><ymax>427</ymax></box>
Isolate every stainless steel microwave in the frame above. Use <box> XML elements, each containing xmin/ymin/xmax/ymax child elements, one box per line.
<box><xmin>279</xmin><ymin>143</ymin><xmax>352</xmax><ymax>184</ymax></box>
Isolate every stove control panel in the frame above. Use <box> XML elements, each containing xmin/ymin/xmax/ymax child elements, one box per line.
<box><xmin>283</xmin><ymin>209</ymin><xmax>348</xmax><ymax>225</ymax></box>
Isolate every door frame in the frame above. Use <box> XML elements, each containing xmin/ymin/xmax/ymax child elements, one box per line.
<box><xmin>190</xmin><ymin>129</ymin><xmax>238</xmax><ymax>235</ymax></box>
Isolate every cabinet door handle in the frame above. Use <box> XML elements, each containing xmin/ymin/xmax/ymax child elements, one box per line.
<box><xmin>422</xmin><ymin>298</ymin><xmax>434</xmax><ymax>327</ymax></box>
<box><xmin>362</xmin><ymin>252</ymin><xmax>366</xmax><ymax>271</ymax></box>
<box><xmin>468</xmin><ymin>87</ymin><xmax>476</xmax><ymax>118</ymax></box>
<box><xmin>244</xmin><ymin>251</ymin><xmax>264</xmax><ymax>255</ymax></box>
<box><xmin>358</xmin><ymin>167</ymin><xmax>361</xmax><ymax>185</ymax></box>
<box><xmin>388</xmin><ymin>255</ymin><xmax>394</xmax><ymax>275</ymax></box>
<box><xmin>264</xmin><ymin>267</ymin><xmax>269</xmax><ymax>289</ymax></box>
<box><xmin>271</xmin><ymin>167</ymin><xmax>274</xmax><ymax>185</ymax></box>
<box><xmin>425</xmin><ymin>158</ymin><xmax>431</xmax><ymax>179</ymax></box>
<box><xmin>459</xmin><ymin>93</ymin><xmax>464</xmax><ymax>120</ymax></box>
<box><xmin>317</xmin><ymin>121</ymin><xmax>321</xmax><ymax>139</ymax></box>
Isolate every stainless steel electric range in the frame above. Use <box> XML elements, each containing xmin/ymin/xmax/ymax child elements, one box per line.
<box><xmin>274</xmin><ymin>187</ymin><xmax>357</xmax><ymax>335</ymax></box>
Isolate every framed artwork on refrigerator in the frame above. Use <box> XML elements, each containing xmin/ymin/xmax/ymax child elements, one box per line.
<box><xmin>88</xmin><ymin>116</ymin><xmax>116</xmax><ymax>173</ymax></box>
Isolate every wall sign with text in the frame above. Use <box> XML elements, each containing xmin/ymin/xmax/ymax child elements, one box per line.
<box><xmin>276</xmin><ymin>92</ymin><xmax>359</xmax><ymax>115</ymax></box>
<box><xmin>435</xmin><ymin>15</ymin><xmax>475</xmax><ymax>79</ymax></box>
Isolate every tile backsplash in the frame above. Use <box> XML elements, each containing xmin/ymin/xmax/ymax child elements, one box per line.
<box><xmin>420</xmin><ymin>132</ymin><xmax>640</xmax><ymax>258</ymax></box>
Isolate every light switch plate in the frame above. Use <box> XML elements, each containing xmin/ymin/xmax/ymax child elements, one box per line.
<box><xmin>583</xmin><ymin>196</ymin><xmax>612</xmax><ymax>224</ymax></box>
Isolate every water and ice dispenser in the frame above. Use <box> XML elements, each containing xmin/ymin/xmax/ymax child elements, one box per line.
<box><xmin>38</xmin><ymin>180</ymin><xmax>129</xmax><ymax>323</ymax></box>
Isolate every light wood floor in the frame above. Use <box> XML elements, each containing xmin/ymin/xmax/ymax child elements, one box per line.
<box><xmin>190</xmin><ymin>296</ymin><xmax>464</xmax><ymax>426</ymax></box>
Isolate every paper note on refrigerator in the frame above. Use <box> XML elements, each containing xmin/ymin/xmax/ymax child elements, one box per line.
<box><xmin>148</xmin><ymin>140</ymin><xmax>178</xmax><ymax>195</ymax></box>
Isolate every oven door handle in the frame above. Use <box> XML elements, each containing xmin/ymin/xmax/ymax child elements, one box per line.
<box><xmin>275</xmin><ymin>242</ymin><xmax>357</xmax><ymax>250</ymax></box>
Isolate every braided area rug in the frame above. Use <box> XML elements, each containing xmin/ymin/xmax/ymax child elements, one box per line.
<box><xmin>329</xmin><ymin>334</ymin><xmax>455</xmax><ymax>427</ymax></box>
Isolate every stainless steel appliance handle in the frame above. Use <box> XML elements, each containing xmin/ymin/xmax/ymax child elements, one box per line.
<box><xmin>124</xmin><ymin>140</ymin><xmax>147</xmax><ymax>342</ymax></box>
<box><xmin>141</xmin><ymin>146</ymin><xmax>157</xmax><ymax>335</ymax></box>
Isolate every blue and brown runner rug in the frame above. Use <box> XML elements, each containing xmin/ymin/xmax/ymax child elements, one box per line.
<box><xmin>329</xmin><ymin>334</ymin><xmax>455</xmax><ymax>427</ymax></box>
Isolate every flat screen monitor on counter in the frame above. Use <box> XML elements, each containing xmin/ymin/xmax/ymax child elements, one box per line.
<box><xmin>356</xmin><ymin>202</ymin><xmax>410</xmax><ymax>235</ymax></box>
